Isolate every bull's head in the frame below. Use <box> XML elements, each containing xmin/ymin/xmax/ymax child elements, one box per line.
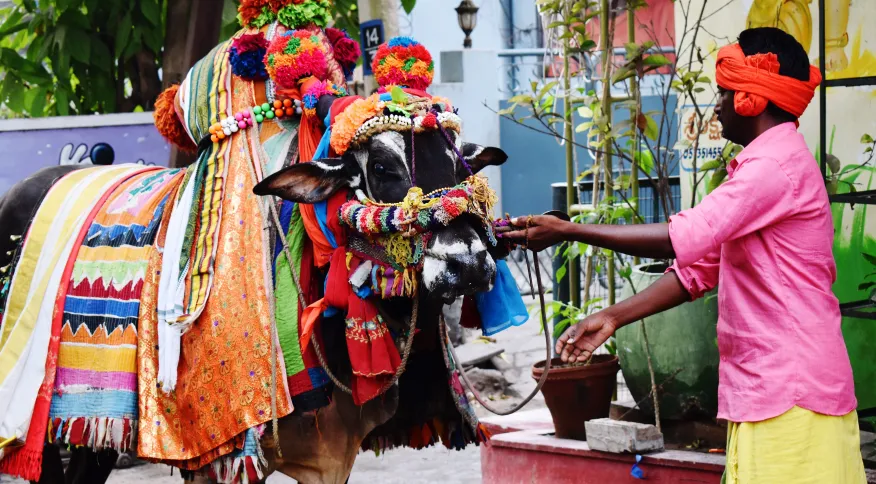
<box><xmin>253</xmin><ymin>100</ymin><xmax>508</xmax><ymax>303</ymax></box>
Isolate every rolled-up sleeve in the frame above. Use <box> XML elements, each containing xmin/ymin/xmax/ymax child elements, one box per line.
<box><xmin>668</xmin><ymin>156</ymin><xmax>796</xmax><ymax>268</ymax></box>
<box><xmin>667</xmin><ymin>249</ymin><xmax>720</xmax><ymax>300</ymax></box>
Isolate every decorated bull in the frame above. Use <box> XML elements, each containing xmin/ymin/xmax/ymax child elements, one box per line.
<box><xmin>0</xmin><ymin>1</ymin><xmax>532</xmax><ymax>483</ymax></box>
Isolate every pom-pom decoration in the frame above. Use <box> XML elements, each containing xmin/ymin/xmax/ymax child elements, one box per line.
<box><xmin>325</xmin><ymin>27</ymin><xmax>362</xmax><ymax>80</ymax></box>
<box><xmin>302</xmin><ymin>80</ymin><xmax>349</xmax><ymax>117</ymax></box>
<box><xmin>238</xmin><ymin>0</ymin><xmax>333</xmax><ymax>29</ymax></box>
<box><xmin>229</xmin><ymin>33</ymin><xmax>270</xmax><ymax>80</ymax></box>
<box><xmin>237</xmin><ymin>0</ymin><xmax>275</xmax><ymax>28</ymax></box>
<box><xmin>276</xmin><ymin>0</ymin><xmax>333</xmax><ymax>29</ymax></box>
<box><xmin>265</xmin><ymin>30</ymin><xmax>330</xmax><ymax>90</ymax></box>
<box><xmin>153</xmin><ymin>85</ymin><xmax>197</xmax><ymax>153</ymax></box>
<box><xmin>371</xmin><ymin>36</ymin><xmax>434</xmax><ymax>91</ymax></box>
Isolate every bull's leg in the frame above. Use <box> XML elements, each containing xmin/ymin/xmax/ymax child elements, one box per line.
<box><xmin>263</xmin><ymin>387</ymin><xmax>398</xmax><ymax>484</ymax></box>
<box><xmin>29</xmin><ymin>444</ymin><xmax>65</xmax><ymax>484</ymax></box>
<box><xmin>63</xmin><ymin>448</ymin><xmax>117</xmax><ymax>484</ymax></box>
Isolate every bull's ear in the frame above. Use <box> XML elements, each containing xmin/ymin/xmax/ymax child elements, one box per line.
<box><xmin>253</xmin><ymin>158</ymin><xmax>357</xmax><ymax>203</ymax></box>
<box><xmin>461</xmin><ymin>143</ymin><xmax>508</xmax><ymax>175</ymax></box>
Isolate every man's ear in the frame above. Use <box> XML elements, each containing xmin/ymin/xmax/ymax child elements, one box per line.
<box><xmin>460</xmin><ymin>143</ymin><xmax>509</xmax><ymax>175</ymax></box>
<box><xmin>253</xmin><ymin>158</ymin><xmax>357</xmax><ymax>203</ymax></box>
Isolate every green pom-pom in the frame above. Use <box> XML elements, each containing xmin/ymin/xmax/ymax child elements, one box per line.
<box><xmin>266</xmin><ymin>111</ymin><xmax>275</xmax><ymax>120</ymax></box>
<box><xmin>261</xmin><ymin>103</ymin><xmax>271</xmax><ymax>112</ymax></box>
<box><xmin>256</xmin><ymin>114</ymin><xmax>265</xmax><ymax>123</ymax></box>
<box><xmin>253</xmin><ymin>106</ymin><xmax>262</xmax><ymax>115</ymax></box>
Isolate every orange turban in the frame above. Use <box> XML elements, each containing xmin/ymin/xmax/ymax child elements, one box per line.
<box><xmin>716</xmin><ymin>43</ymin><xmax>821</xmax><ymax>118</ymax></box>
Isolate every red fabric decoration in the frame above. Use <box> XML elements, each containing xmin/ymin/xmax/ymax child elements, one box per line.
<box><xmin>460</xmin><ymin>295</ymin><xmax>482</xmax><ymax>330</ymax></box>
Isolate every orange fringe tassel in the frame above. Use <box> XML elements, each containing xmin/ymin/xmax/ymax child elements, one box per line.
<box><xmin>153</xmin><ymin>85</ymin><xmax>197</xmax><ymax>153</ymax></box>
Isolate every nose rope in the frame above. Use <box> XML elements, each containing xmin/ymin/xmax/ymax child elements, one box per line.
<box><xmin>410</xmin><ymin>114</ymin><xmax>417</xmax><ymax>185</ymax></box>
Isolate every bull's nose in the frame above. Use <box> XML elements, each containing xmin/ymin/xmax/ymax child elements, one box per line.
<box><xmin>422</xmin><ymin>248</ymin><xmax>496</xmax><ymax>300</ymax></box>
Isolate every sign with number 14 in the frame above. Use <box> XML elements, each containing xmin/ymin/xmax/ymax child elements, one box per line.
<box><xmin>359</xmin><ymin>19</ymin><xmax>385</xmax><ymax>76</ymax></box>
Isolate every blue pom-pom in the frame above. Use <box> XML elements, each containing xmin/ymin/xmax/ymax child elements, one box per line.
<box><xmin>388</xmin><ymin>36</ymin><xmax>418</xmax><ymax>48</ymax></box>
<box><xmin>229</xmin><ymin>47</ymin><xmax>269</xmax><ymax>81</ymax></box>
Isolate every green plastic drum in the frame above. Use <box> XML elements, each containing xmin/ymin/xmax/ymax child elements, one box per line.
<box><xmin>615</xmin><ymin>263</ymin><xmax>720</xmax><ymax>420</ymax></box>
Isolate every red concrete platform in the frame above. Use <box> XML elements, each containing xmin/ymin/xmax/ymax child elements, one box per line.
<box><xmin>482</xmin><ymin>430</ymin><xmax>726</xmax><ymax>484</ymax></box>
<box><xmin>480</xmin><ymin>408</ymin><xmax>555</xmax><ymax>436</ymax></box>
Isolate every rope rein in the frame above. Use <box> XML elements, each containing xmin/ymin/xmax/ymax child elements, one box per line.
<box><xmin>441</xmin><ymin>217</ymin><xmax>553</xmax><ymax>416</ymax></box>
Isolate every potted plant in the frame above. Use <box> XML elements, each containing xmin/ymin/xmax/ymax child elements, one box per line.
<box><xmin>501</xmin><ymin>0</ymin><xmax>725</xmax><ymax>431</ymax></box>
<box><xmin>531</xmin><ymin>301</ymin><xmax>620</xmax><ymax>440</ymax></box>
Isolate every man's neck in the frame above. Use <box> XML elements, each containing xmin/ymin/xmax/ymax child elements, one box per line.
<box><xmin>742</xmin><ymin>117</ymin><xmax>791</xmax><ymax>146</ymax></box>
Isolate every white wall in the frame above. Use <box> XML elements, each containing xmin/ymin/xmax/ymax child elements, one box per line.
<box><xmin>430</xmin><ymin>49</ymin><xmax>503</xmax><ymax>215</ymax></box>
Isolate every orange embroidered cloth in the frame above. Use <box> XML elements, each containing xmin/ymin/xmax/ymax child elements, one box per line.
<box><xmin>137</xmin><ymin>83</ymin><xmax>292</xmax><ymax>469</ymax></box>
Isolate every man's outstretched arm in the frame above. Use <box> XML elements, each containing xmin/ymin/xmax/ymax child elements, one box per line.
<box><xmin>555</xmin><ymin>271</ymin><xmax>691</xmax><ymax>362</ymax></box>
<box><xmin>498</xmin><ymin>215</ymin><xmax>674</xmax><ymax>259</ymax></box>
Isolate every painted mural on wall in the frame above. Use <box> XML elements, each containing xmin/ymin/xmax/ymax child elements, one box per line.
<box><xmin>674</xmin><ymin>0</ymin><xmax>876</xmax><ymax>412</ymax></box>
<box><xmin>0</xmin><ymin>117</ymin><xmax>171</xmax><ymax>195</ymax></box>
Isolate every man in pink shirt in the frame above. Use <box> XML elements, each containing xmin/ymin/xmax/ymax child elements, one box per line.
<box><xmin>500</xmin><ymin>28</ymin><xmax>865</xmax><ymax>482</ymax></box>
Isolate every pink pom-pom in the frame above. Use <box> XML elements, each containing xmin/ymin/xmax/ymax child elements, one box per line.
<box><xmin>235</xmin><ymin>113</ymin><xmax>244</xmax><ymax>121</ymax></box>
<box><xmin>238</xmin><ymin>120</ymin><xmax>248</xmax><ymax>129</ymax></box>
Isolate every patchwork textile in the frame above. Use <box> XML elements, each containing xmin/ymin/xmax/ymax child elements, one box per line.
<box><xmin>0</xmin><ymin>165</ymin><xmax>154</xmax><ymax>478</ymax></box>
<box><xmin>48</xmin><ymin>169</ymin><xmax>183</xmax><ymax>452</ymax></box>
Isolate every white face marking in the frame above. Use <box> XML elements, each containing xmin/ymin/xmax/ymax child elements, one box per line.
<box><xmin>349</xmin><ymin>174</ymin><xmax>361</xmax><ymax>188</ymax></box>
<box><xmin>372</xmin><ymin>131</ymin><xmax>410</xmax><ymax>181</ymax></box>
<box><xmin>313</xmin><ymin>160</ymin><xmax>344</xmax><ymax>171</ymax></box>
<box><xmin>423</xmin><ymin>257</ymin><xmax>449</xmax><ymax>291</ymax></box>
<box><xmin>351</xmin><ymin>149</ymin><xmax>373</xmax><ymax>197</ymax></box>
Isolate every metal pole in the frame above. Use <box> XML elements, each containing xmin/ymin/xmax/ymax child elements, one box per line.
<box><xmin>600</xmin><ymin>0</ymin><xmax>616</xmax><ymax>305</ymax></box>
<box><xmin>563</xmin><ymin>0</ymin><xmax>581</xmax><ymax>308</ymax></box>
<box><xmin>819</xmin><ymin>0</ymin><xmax>827</xmax><ymax>180</ymax></box>
<box><xmin>628</xmin><ymin>3</ymin><xmax>640</xmax><ymax>267</ymax></box>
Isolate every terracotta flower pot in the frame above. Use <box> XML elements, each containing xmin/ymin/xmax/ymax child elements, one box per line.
<box><xmin>531</xmin><ymin>355</ymin><xmax>620</xmax><ymax>440</ymax></box>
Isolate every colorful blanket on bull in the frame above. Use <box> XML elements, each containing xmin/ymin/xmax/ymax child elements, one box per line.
<box><xmin>0</xmin><ymin>165</ymin><xmax>157</xmax><ymax>480</ymax></box>
<box><xmin>47</xmin><ymin>168</ymin><xmax>183</xmax><ymax>452</ymax></box>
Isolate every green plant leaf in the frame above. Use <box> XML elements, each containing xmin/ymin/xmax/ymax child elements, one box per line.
<box><xmin>862</xmin><ymin>253</ymin><xmax>876</xmax><ymax>266</ymax></box>
<box><xmin>698</xmin><ymin>159</ymin><xmax>722</xmax><ymax>172</ymax></box>
<box><xmin>858</xmin><ymin>281</ymin><xmax>876</xmax><ymax>292</ymax></box>
<box><xmin>115</xmin><ymin>11</ymin><xmax>132</xmax><ymax>58</ymax></box>
<box><xmin>54</xmin><ymin>86</ymin><xmax>70</xmax><ymax>116</ymax></box>
<box><xmin>555</xmin><ymin>264</ymin><xmax>567</xmax><ymax>283</ymax></box>
<box><xmin>861</xmin><ymin>133</ymin><xmax>874</xmax><ymax>144</ymax></box>
<box><xmin>707</xmin><ymin>167</ymin><xmax>728</xmax><ymax>193</ymax></box>
<box><xmin>643</xmin><ymin>54</ymin><xmax>671</xmax><ymax>67</ymax></box>
<box><xmin>141</xmin><ymin>0</ymin><xmax>161</xmax><ymax>26</ymax></box>
<box><xmin>67</xmin><ymin>28</ymin><xmax>90</xmax><ymax>63</ymax></box>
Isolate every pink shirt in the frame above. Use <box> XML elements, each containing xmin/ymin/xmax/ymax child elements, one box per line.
<box><xmin>669</xmin><ymin>122</ymin><xmax>857</xmax><ymax>423</ymax></box>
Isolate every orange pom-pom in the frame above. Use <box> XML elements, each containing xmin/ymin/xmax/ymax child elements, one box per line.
<box><xmin>283</xmin><ymin>99</ymin><xmax>293</xmax><ymax>108</ymax></box>
<box><xmin>275</xmin><ymin>108</ymin><xmax>284</xmax><ymax>117</ymax></box>
<box><xmin>153</xmin><ymin>85</ymin><xmax>197</xmax><ymax>153</ymax></box>
<box><xmin>285</xmin><ymin>107</ymin><xmax>295</xmax><ymax>116</ymax></box>
<box><xmin>274</xmin><ymin>100</ymin><xmax>283</xmax><ymax>109</ymax></box>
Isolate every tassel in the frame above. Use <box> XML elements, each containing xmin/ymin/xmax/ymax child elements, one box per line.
<box><xmin>9</xmin><ymin>235</ymin><xmax>20</xmax><ymax>242</ymax></box>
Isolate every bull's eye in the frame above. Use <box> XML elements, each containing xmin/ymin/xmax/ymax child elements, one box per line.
<box><xmin>374</xmin><ymin>163</ymin><xmax>386</xmax><ymax>176</ymax></box>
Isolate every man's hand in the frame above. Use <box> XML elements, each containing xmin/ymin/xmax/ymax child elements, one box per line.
<box><xmin>556</xmin><ymin>312</ymin><xmax>618</xmax><ymax>363</ymax></box>
<box><xmin>497</xmin><ymin>214</ymin><xmax>571</xmax><ymax>252</ymax></box>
